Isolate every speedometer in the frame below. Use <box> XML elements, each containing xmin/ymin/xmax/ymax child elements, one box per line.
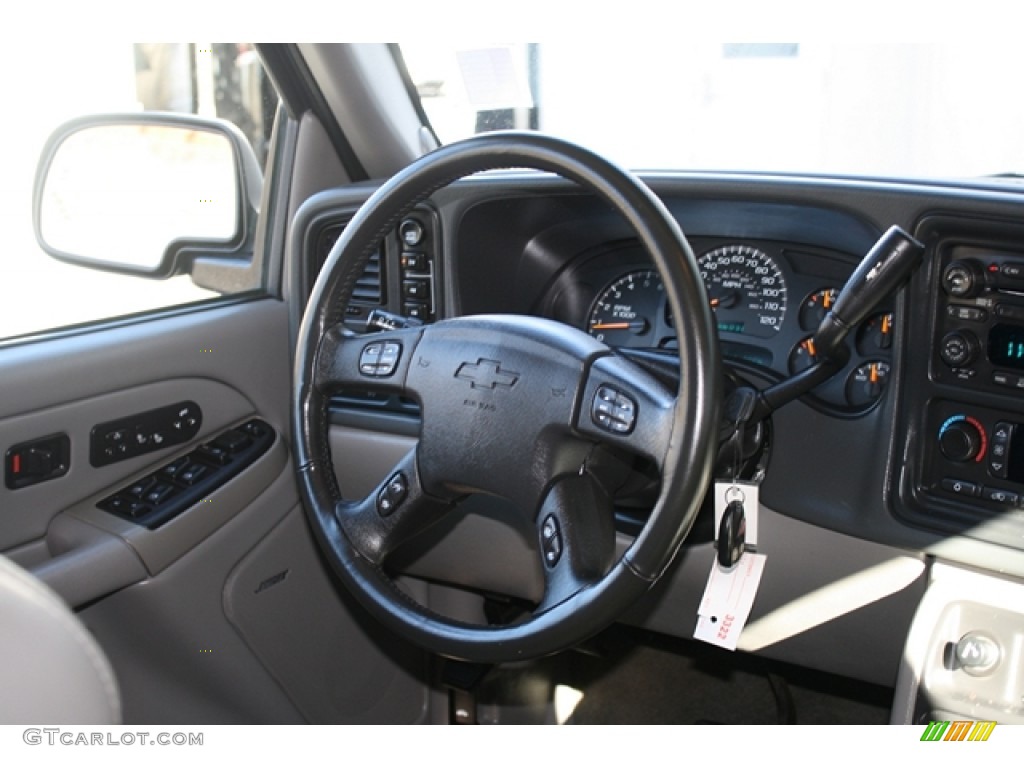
<box><xmin>698</xmin><ymin>245</ymin><xmax>787</xmax><ymax>338</ymax></box>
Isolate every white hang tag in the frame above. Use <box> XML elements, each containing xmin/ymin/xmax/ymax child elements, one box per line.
<box><xmin>694</xmin><ymin>551</ymin><xmax>767</xmax><ymax>651</ymax></box>
<box><xmin>713</xmin><ymin>480</ymin><xmax>759</xmax><ymax>547</ymax></box>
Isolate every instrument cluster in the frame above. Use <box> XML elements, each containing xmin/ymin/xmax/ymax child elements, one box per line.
<box><xmin>554</xmin><ymin>238</ymin><xmax>894</xmax><ymax>412</ymax></box>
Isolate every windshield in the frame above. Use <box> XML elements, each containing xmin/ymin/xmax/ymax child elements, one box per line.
<box><xmin>401</xmin><ymin>43</ymin><xmax>1024</xmax><ymax>180</ymax></box>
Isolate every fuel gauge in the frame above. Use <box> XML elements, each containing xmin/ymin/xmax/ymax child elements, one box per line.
<box><xmin>858</xmin><ymin>312</ymin><xmax>894</xmax><ymax>355</ymax></box>
<box><xmin>789</xmin><ymin>337</ymin><xmax>820</xmax><ymax>374</ymax></box>
<box><xmin>799</xmin><ymin>288</ymin><xmax>839</xmax><ymax>331</ymax></box>
<box><xmin>845</xmin><ymin>361</ymin><xmax>890</xmax><ymax>407</ymax></box>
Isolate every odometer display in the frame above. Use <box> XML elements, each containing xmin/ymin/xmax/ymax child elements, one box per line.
<box><xmin>698</xmin><ymin>245</ymin><xmax>787</xmax><ymax>339</ymax></box>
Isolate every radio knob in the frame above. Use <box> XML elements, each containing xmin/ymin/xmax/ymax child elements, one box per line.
<box><xmin>939</xmin><ymin>330</ymin><xmax>980</xmax><ymax>368</ymax></box>
<box><xmin>940</xmin><ymin>421</ymin><xmax>983</xmax><ymax>463</ymax></box>
<box><xmin>942</xmin><ymin>260</ymin><xmax>984</xmax><ymax>298</ymax></box>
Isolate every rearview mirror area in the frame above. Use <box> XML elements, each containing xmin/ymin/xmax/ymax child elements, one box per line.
<box><xmin>33</xmin><ymin>114</ymin><xmax>260</xmax><ymax>278</ymax></box>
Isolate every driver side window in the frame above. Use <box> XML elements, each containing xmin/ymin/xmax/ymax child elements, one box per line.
<box><xmin>0</xmin><ymin>43</ymin><xmax>277</xmax><ymax>344</ymax></box>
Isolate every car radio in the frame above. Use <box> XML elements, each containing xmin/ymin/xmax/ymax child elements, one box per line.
<box><xmin>934</xmin><ymin>247</ymin><xmax>1024</xmax><ymax>395</ymax></box>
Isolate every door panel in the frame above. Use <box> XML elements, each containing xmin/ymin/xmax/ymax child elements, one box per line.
<box><xmin>1</xmin><ymin>298</ymin><xmax>294</xmax><ymax>602</ymax></box>
<box><xmin>0</xmin><ymin>296</ymin><xmax>436</xmax><ymax>723</ymax></box>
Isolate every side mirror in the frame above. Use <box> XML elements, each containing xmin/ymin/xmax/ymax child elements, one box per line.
<box><xmin>33</xmin><ymin>113</ymin><xmax>263</xmax><ymax>283</ymax></box>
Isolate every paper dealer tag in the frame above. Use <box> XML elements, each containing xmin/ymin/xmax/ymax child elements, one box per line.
<box><xmin>714</xmin><ymin>481</ymin><xmax>758</xmax><ymax>547</ymax></box>
<box><xmin>694</xmin><ymin>552</ymin><xmax>767</xmax><ymax>651</ymax></box>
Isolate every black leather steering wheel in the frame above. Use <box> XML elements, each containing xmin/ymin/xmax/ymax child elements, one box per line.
<box><xmin>293</xmin><ymin>132</ymin><xmax>720</xmax><ymax>663</ymax></box>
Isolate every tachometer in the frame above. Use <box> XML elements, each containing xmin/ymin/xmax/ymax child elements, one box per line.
<box><xmin>588</xmin><ymin>270</ymin><xmax>665</xmax><ymax>347</ymax></box>
<box><xmin>698</xmin><ymin>245</ymin><xmax>787</xmax><ymax>338</ymax></box>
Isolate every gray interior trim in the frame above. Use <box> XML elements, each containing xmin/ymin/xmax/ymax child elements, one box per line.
<box><xmin>298</xmin><ymin>44</ymin><xmax>424</xmax><ymax>179</ymax></box>
<box><xmin>626</xmin><ymin>505</ymin><xmax>926</xmax><ymax>688</ymax></box>
<box><xmin>224</xmin><ymin>506</ymin><xmax>431</xmax><ymax>724</ymax></box>
<box><xmin>891</xmin><ymin>561</ymin><xmax>1024</xmax><ymax>724</ymax></box>
<box><xmin>33</xmin><ymin>515</ymin><xmax>148</xmax><ymax>608</ymax></box>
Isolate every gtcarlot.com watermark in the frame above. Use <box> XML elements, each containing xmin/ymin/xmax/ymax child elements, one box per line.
<box><xmin>23</xmin><ymin>729</ymin><xmax>203</xmax><ymax>747</ymax></box>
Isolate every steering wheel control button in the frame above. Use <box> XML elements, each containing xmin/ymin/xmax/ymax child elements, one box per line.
<box><xmin>377</xmin><ymin>472</ymin><xmax>408</xmax><ymax>517</ymax></box>
<box><xmin>592</xmin><ymin>386</ymin><xmax>637</xmax><ymax>434</ymax></box>
<box><xmin>540</xmin><ymin>514</ymin><xmax>563</xmax><ymax>567</ymax></box>
<box><xmin>359</xmin><ymin>341</ymin><xmax>402</xmax><ymax>378</ymax></box>
<box><xmin>955</xmin><ymin>632</ymin><xmax>1001</xmax><ymax>676</ymax></box>
<box><xmin>359</xmin><ymin>342</ymin><xmax>383</xmax><ymax>375</ymax></box>
<box><xmin>540</xmin><ymin>516</ymin><xmax>564</xmax><ymax>567</ymax></box>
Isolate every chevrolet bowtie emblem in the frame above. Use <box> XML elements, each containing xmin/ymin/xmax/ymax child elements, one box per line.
<box><xmin>455</xmin><ymin>359</ymin><xmax>519</xmax><ymax>390</ymax></box>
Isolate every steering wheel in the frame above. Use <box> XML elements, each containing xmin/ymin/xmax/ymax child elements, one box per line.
<box><xmin>293</xmin><ymin>132</ymin><xmax>720</xmax><ymax>663</ymax></box>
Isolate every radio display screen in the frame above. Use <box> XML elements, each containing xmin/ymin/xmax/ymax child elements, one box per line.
<box><xmin>988</xmin><ymin>323</ymin><xmax>1024</xmax><ymax>370</ymax></box>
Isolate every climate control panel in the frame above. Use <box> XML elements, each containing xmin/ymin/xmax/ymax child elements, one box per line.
<box><xmin>925</xmin><ymin>401</ymin><xmax>1024</xmax><ymax>511</ymax></box>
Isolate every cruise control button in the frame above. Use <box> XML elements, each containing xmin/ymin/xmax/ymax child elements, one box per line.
<box><xmin>376</xmin><ymin>472</ymin><xmax>408</xmax><ymax>517</ymax></box>
<box><xmin>543</xmin><ymin>533</ymin><xmax>563</xmax><ymax>566</ymax></box>
<box><xmin>376</xmin><ymin>342</ymin><xmax>402</xmax><ymax>376</ymax></box>
<box><xmin>540</xmin><ymin>514</ymin><xmax>563</xmax><ymax>566</ymax></box>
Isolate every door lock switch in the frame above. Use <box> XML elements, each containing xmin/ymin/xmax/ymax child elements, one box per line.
<box><xmin>5</xmin><ymin>434</ymin><xmax>70</xmax><ymax>490</ymax></box>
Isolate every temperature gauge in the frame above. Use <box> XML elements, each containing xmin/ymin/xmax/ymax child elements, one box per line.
<box><xmin>799</xmin><ymin>288</ymin><xmax>839</xmax><ymax>331</ymax></box>
<box><xmin>845</xmin><ymin>361</ymin><xmax>890</xmax><ymax>407</ymax></box>
<box><xmin>858</xmin><ymin>312</ymin><xmax>894</xmax><ymax>355</ymax></box>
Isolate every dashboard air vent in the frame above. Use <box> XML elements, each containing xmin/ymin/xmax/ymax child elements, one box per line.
<box><xmin>316</xmin><ymin>223</ymin><xmax>387</xmax><ymax>306</ymax></box>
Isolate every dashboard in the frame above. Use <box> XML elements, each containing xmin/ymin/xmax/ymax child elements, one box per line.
<box><xmin>288</xmin><ymin>169</ymin><xmax>1024</xmax><ymax>719</ymax></box>
<box><xmin>292</xmin><ymin>173</ymin><xmax>1024</xmax><ymax>576</ymax></box>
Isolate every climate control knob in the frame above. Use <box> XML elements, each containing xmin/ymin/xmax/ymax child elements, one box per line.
<box><xmin>939</xmin><ymin>330</ymin><xmax>980</xmax><ymax>368</ymax></box>
<box><xmin>939</xmin><ymin>419</ymin><xmax>984</xmax><ymax>463</ymax></box>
